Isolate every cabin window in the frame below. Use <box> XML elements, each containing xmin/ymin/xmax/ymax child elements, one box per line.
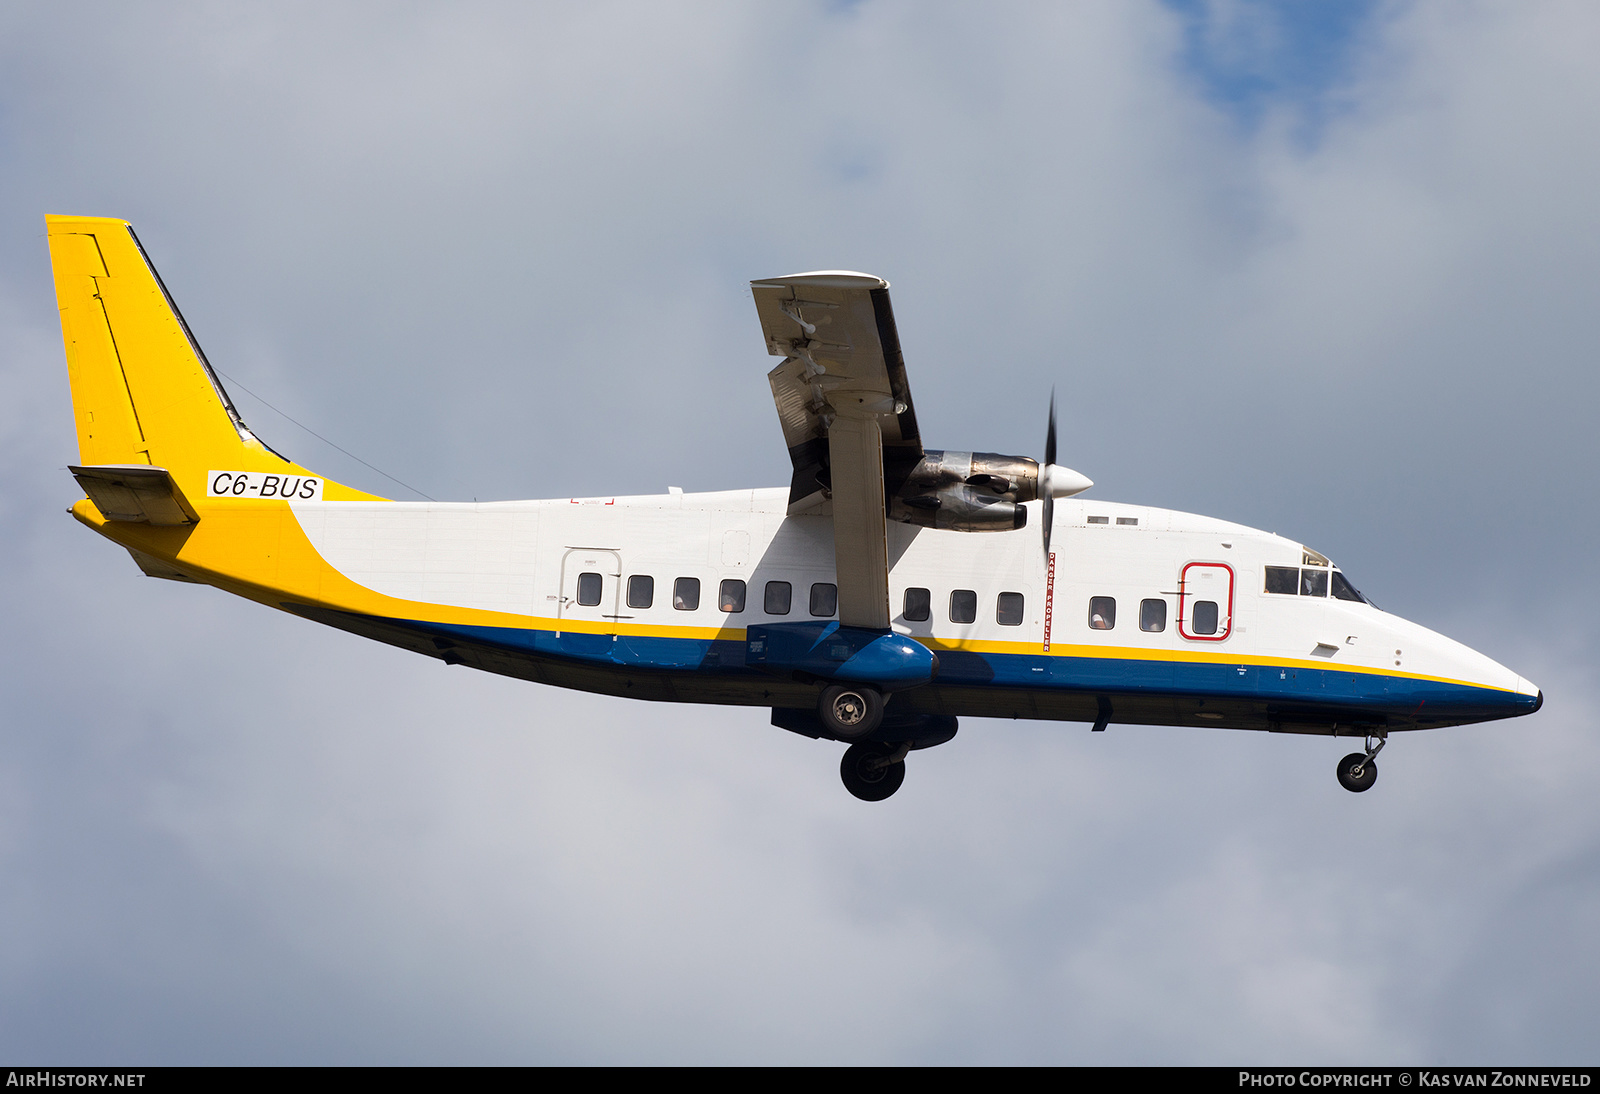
<box><xmin>810</xmin><ymin>583</ymin><xmax>837</xmax><ymax>617</ymax></box>
<box><xmin>1331</xmin><ymin>571</ymin><xmax>1367</xmax><ymax>603</ymax></box>
<box><xmin>950</xmin><ymin>589</ymin><xmax>977</xmax><ymax>624</ymax></box>
<box><xmin>904</xmin><ymin>587</ymin><xmax>931</xmax><ymax>622</ymax></box>
<box><xmin>1089</xmin><ymin>596</ymin><xmax>1116</xmax><ymax>630</ymax></box>
<box><xmin>577</xmin><ymin>572</ymin><xmax>603</xmax><ymax>607</ymax></box>
<box><xmin>1116</xmin><ymin>517</ymin><xmax>1138</xmax><ymax>526</ymax></box>
<box><xmin>764</xmin><ymin>581</ymin><xmax>792</xmax><ymax>615</ymax></box>
<box><xmin>1300</xmin><ymin>569</ymin><xmax>1329</xmax><ymax>598</ymax></box>
<box><xmin>1192</xmin><ymin>600</ymin><xmax>1219</xmax><ymax>634</ymax></box>
<box><xmin>996</xmin><ymin>592</ymin><xmax>1024</xmax><ymax>626</ymax></box>
<box><xmin>1140</xmin><ymin>598</ymin><xmax>1166</xmax><ymax>632</ymax></box>
<box><xmin>719</xmin><ymin>579</ymin><xmax>746</xmax><ymax>613</ymax></box>
<box><xmin>626</xmin><ymin>575</ymin><xmax>654</xmax><ymax>609</ymax></box>
<box><xmin>1087</xmin><ymin>515</ymin><xmax>1109</xmax><ymax>525</ymax></box>
<box><xmin>673</xmin><ymin>577</ymin><xmax>700</xmax><ymax>611</ymax></box>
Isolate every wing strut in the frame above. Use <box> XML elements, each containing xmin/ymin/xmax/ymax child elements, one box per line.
<box><xmin>827</xmin><ymin>415</ymin><xmax>890</xmax><ymax>630</ymax></box>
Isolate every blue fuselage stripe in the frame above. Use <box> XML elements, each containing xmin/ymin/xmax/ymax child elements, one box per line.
<box><xmin>400</xmin><ymin>617</ymin><xmax>1536</xmax><ymax>723</ymax></box>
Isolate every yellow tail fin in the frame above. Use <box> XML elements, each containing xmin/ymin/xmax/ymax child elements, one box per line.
<box><xmin>46</xmin><ymin>215</ymin><xmax>379</xmax><ymax>503</ymax></box>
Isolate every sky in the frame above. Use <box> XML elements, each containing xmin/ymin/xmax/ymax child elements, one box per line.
<box><xmin>0</xmin><ymin>0</ymin><xmax>1597</xmax><ymax>1065</ymax></box>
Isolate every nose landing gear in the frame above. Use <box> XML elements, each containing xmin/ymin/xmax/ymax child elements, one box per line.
<box><xmin>1336</xmin><ymin>734</ymin><xmax>1385</xmax><ymax>793</ymax></box>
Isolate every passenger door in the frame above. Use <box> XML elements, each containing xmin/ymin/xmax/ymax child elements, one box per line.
<box><xmin>556</xmin><ymin>548</ymin><xmax>622</xmax><ymax>640</ymax></box>
<box><xmin>1178</xmin><ymin>562</ymin><xmax>1234</xmax><ymax>642</ymax></box>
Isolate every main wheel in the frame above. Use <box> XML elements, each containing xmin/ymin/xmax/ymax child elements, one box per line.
<box><xmin>1336</xmin><ymin>752</ymin><xmax>1378</xmax><ymax>793</ymax></box>
<box><xmin>818</xmin><ymin>684</ymin><xmax>884</xmax><ymax>739</ymax></box>
<box><xmin>840</xmin><ymin>742</ymin><xmax>906</xmax><ymax>802</ymax></box>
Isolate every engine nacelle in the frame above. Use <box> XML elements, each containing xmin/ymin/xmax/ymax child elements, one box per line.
<box><xmin>887</xmin><ymin>450</ymin><xmax>1038</xmax><ymax>531</ymax></box>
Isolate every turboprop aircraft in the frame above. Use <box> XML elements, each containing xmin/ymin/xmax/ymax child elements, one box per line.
<box><xmin>47</xmin><ymin>215</ymin><xmax>1543</xmax><ymax>801</ymax></box>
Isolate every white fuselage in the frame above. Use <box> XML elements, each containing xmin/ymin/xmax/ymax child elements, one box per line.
<box><xmin>288</xmin><ymin>487</ymin><xmax>1536</xmax><ymax>732</ymax></box>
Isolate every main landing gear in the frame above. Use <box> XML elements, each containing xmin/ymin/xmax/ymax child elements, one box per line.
<box><xmin>819</xmin><ymin>684</ymin><xmax>905</xmax><ymax>801</ymax></box>
<box><xmin>1336</xmin><ymin>735</ymin><xmax>1385</xmax><ymax>793</ymax></box>
<box><xmin>806</xmin><ymin>687</ymin><xmax>955</xmax><ymax>802</ymax></box>
<box><xmin>840</xmin><ymin>741</ymin><xmax>909</xmax><ymax>802</ymax></box>
<box><xmin>818</xmin><ymin>683</ymin><xmax>885</xmax><ymax>738</ymax></box>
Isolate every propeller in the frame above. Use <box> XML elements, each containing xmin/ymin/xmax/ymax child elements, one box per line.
<box><xmin>1043</xmin><ymin>390</ymin><xmax>1056</xmax><ymax>568</ymax></box>
<box><xmin>1040</xmin><ymin>388</ymin><xmax>1093</xmax><ymax>567</ymax></box>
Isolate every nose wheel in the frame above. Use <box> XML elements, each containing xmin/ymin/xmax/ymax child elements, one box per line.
<box><xmin>840</xmin><ymin>741</ymin><xmax>909</xmax><ymax>801</ymax></box>
<box><xmin>1336</xmin><ymin>735</ymin><xmax>1385</xmax><ymax>793</ymax></box>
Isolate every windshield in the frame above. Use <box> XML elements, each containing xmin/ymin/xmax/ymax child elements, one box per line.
<box><xmin>1330</xmin><ymin>569</ymin><xmax>1367</xmax><ymax>604</ymax></box>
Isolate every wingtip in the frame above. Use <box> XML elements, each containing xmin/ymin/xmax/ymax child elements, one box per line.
<box><xmin>751</xmin><ymin>271</ymin><xmax>888</xmax><ymax>291</ymax></box>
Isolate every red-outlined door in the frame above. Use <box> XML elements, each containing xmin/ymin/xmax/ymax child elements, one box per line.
<box><xmin>1178</xmin><ymin>562</ymin><xmax>1234</xmax><ymax>641</ymax></box>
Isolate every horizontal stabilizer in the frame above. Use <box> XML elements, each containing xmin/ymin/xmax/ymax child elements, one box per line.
<box><xmin>125</xmin><ymin>547</ymin><xmax>201</xmax><ymax>582</ymax></box>
<box><xmin>69</xmin><ymin>464</ymin><xmax>199</xmax><ymax>526</ymax></box>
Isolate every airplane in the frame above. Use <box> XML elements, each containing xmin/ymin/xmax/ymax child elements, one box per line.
<box><xmin>45</xmin><ymin>214</ymin><xmax>1543</xmax><ymax>802</ymax></box>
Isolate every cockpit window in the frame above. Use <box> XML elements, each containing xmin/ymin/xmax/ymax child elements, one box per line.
<box><xmin>1331</xmin><ymin>570</ymin><xmax>1367</xmax><ymax>604</ymax></box>
<box><xmin>1265</xmin><ymin>566</ymin><xmax>1298</xmax><ymax>595</ymax></box>
<box><xmin>1267</xmin><ymin>559</ymin><xmax>1371</xmax><ymax>605</ymax></box>
<box><xmin>1300</xmin><ymin>568</ymin><xmax>1329</xmax><ymax>597</ymax></box>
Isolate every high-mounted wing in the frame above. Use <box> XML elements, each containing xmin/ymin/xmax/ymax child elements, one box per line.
<box><xmin>752</xmin><ymin>272</ymin><xmax>922</xmax><ymax>631</ymax></box>
<box><xmin>752</xmin><ymin>272</ymin><xmax>922</xmax><ymax>513</ymax></box>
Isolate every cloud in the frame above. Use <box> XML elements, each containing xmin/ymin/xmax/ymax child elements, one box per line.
<box><xmin>1</xmin><ymin>0</ymin><xmax>1596</xmax><ymax>1063</ymax></box>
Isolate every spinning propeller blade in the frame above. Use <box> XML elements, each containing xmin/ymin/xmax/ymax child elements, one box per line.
<box><xmin>1043</xmin><ymin>390</ymin><xmax>1056</xmax><ymax>567</ymax></box>
<box><xmin>1040</xmin><ymin>387</ymin><xmax>1093</xmax><ymax>566</ymax></box>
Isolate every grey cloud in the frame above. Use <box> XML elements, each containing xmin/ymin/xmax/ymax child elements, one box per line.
<box><xmin>0</xmin><ymin>0</ymin><xmax>1596</xmax><ymax>1063</ymax></box>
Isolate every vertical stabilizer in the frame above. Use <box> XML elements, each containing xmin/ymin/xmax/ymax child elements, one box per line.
<box><xmin>46</xmin><ymin>216</ymin><xmax>380</xmax><ymax>503</ymax></box>
<box><xmin>48</xmin><ymin>216</ymin><xmax>258</xmax><ymax>471</ymax></box>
